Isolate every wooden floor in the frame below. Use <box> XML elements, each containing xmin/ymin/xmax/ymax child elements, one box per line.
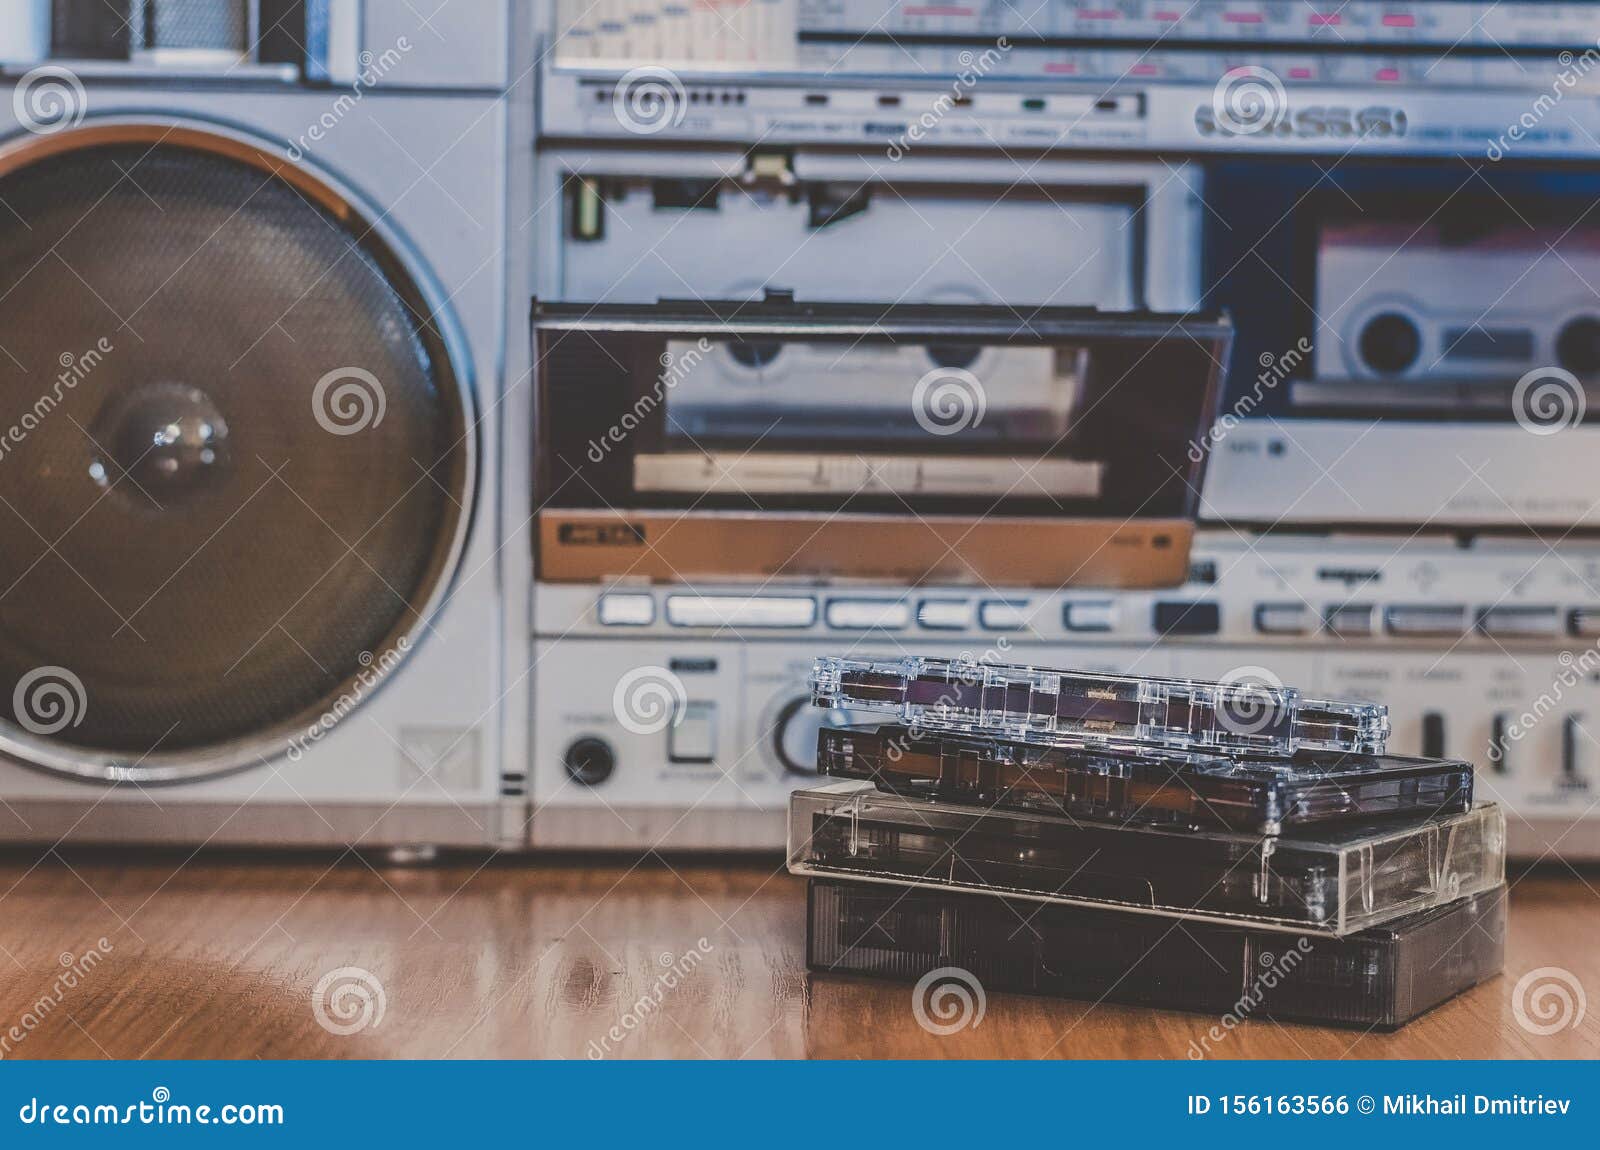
<box><xmin>0</xmin><ymin>851</ymin><xmax>1595</xmax><ymax>1059</ymax></box>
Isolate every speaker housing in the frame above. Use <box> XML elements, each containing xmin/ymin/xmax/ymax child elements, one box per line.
<box><xmin>0</xmin><ymin>15</ymin><xmax>517</xmax><ymax>848</ymax></box>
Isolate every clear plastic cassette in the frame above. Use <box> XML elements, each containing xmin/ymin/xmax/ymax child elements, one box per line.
<box><xmin>817</xmin><ymin>723</ymin><xmax>1471</xmax><ymax>834</ymax></box>
<box><xmin>807</xmin><ymin>879</ymin><xmax>1507</xmax><ymax>1031</ymax></box>
<box><xmin>810</xmin><ymin>655</ymin><xmax>1391</xmax><ymax>757</ymax></box>
<box><xmin>787</xmin><ymin>781</ymin><xmax>1505</xmax><ymax>935</ymax></box>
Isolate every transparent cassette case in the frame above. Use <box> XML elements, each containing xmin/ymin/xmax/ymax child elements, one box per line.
<box><xmin>811</xmin><ymin>655</ymin><xmax>1390</xmax><ymax>757</ymax></box>
<box><xmin>807</xmin><ymin>880</ymin><xmax>1507</xmax><ymax>1031</ymax></box>
<box><xmin>787</xmin><ymin>781</ymin><xmax>1505</xmax><ymax>935</ymax></box>
<box><xmin>817</xmin><ymin>723</ymin><xmax>1471</xmax><ymax>833</ymax></box>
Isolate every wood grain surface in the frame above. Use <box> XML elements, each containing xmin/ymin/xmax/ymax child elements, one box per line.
<box><xmin>0</xmin><ymin>852</ymin><xmax>1595</xmax><ymax>1059</ymax></box>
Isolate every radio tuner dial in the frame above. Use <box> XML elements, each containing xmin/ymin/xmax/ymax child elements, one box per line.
<box><xmin>563</xmin><ymin>737</ymin><xmax>616</xmax><ymax>786</ymax></box>
<box><xmin>773</xmin><ymin>696</ymin><xmax>871</xmax><ymax>776</ymax></box>
<box><xmin>1555</xmin><ymin>317</ymin><xmax>1600</xmax><ymax>377</ymax></box>
<box><xmin>1357</xmin><ymin>311</ymin><xmax>1422</xmax><ymax>376</ymax></box>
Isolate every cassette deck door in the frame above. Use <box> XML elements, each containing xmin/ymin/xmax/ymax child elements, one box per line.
<box><xmin>532</xmin><ymin>297</ymin><xmax>1231</xmax><ymax>590</ymax></box>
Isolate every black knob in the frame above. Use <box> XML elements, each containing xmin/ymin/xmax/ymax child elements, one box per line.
<box><xmin>926</xmin><ymin>343</ymin><xmax>982</xmax><ymax>370</ymax></box>
<box><xmin>1357</xmin><ymin>311</ymin><xmax>1421</xmax><ymax>376</ymax></box>
<box><xmin>1556</xmin><ymin>317</ymin><xmax>1600</xmax><ymax>376</ymax></box>
<box><xmin>728</xmin><ymin>339</ymin><xmax>782</xmax><ymax>369</ymax></box>
<box><xmin>563</xmin><ymin>737</ymin><xmax>616</xmax><ymax>786</ymax></box>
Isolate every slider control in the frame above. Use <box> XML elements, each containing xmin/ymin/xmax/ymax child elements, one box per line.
<box><xmin>1562</xmin><ymin>714</ymin><xmax>1592</xmax><ymax>788</ymax></box>
<box><xmin>1488</xmin><ymin>712</ymin><xmax>1512</xmax><ymax>774</ymax></box>
<box><xmin>1421</xmin><ymin>711</ymin><xmax>1446</xmax><ymax>759</ymax></box>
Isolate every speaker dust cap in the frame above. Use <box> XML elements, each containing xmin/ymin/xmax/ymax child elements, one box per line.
<box><xmin>0</xmin><ymin>122</ymin><xmax>474</xmax><ymax>781</ymax></box>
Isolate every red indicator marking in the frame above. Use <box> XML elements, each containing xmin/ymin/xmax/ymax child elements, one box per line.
<box><xmin>1043</xmin><ymin>61</ymin><xmax>1079</xmax><ymax>73</ymax></box>
<box><xmin>1289</xmin><ymin>66</ymin><xmax>1312</xmax><ymax>78</ymax></box>
<box><xmin>1375</xmin><ymin>66</ymin><xmax>1401</xmax><ymax>80</ymax></box>
<box><xmin>1309</xmin><ymin>13</ymin><xmax>1341</xmax><ymax>25</ymax></box>
<box><xmin>1154</xmin><ymin>10</ymin><xmax>1181</xmax><ymax>20</ymax></box>
<box><xmin>1223</xmin><ymin>11</ymin><xmax>1264</xmax><ymax>22</ymax></box>
<box><xmin>1130</xmin><ymin>63</ymin><xmax>1158</xmax><ymax>75</ymax></box>
<box><xmin>1382</xmin><ymin>14</ymin><xmax>1417</xmax><ymax>28</ymax></box>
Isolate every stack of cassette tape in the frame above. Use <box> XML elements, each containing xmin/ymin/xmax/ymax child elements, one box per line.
<box><xmin>790</xmin><ymin>655</ymin><xmax>1508</xmax><ymax>1030</ymax></box>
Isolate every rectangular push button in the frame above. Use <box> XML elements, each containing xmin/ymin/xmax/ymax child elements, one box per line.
<box><xmin>979</xmin><ymin>600</ymin><xmax>1029</xmax><ymax>631</ymax></box>
<box><xmin>1253</xmin><ymin>602</ymin><xmax>1309</xmax><ymax>635</ymax></box>
<box><xmin>598</xmin><ymin>593</ymin><xmax>654</xmax><ymax>626</ymax></box>
<box><xmin>1063</xmin><ymin>600</ymin><xmax>1117</xmax><ymax>632</ymax></box>
<box><xmin>826</xmin><ymin>600</ymin><xmax>911</xmax><ymax>630</ymax></box>
<box><xmin>1324</xmin><ymin>604</ymin><xmax>1375</xmax><ymax>637</ymax></box>
<box><xmin>1153</xmin><ymin>601</ymin><xmax>1219</xmax><ymax>636</ymax></box>
<box><xmin>918</xmin><ymin>599</ymin><xmax>972</xmax><ymax>630</ymax></box>
<box><xmin>668</xmin><ymin>702</ymin><xmax>716</xmax><ymax>764</ymax></box>
<box><xmin>665</xmin><ymin>595</ymin><xmax>815</xmax><ymax>628</ymax></box>
<box><xmin>1384</xmin><ymin>604</ymin><xmax>1467</xmax><ymax>637</ymax></box>
<box><xmin>1477</xmin><ymin>606</ymin><xmax>1560</xmax><ymax>639</ymax></box>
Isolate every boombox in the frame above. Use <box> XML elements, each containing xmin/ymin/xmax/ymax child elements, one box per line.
<box><xmin>6</xmin><ymin>0</ymin><xmax>1600</xmax><ymax>859</ymax></box>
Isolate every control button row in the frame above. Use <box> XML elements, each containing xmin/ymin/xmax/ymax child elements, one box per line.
<box><xmin>1269</xmin><ymin>602</ymin><xmax>1581</xmax><ymax>640</ymax></box>
<box><xmin>601</xmin><ymin>593</ymin><xmax>1600</xmax><ymax>641</ymax></box>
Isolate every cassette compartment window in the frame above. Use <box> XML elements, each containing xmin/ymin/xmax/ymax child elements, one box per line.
<box><xmin>533</xmin><ymin>298</ymin><xmax>1230</xmax><ymax>588</ymax></box>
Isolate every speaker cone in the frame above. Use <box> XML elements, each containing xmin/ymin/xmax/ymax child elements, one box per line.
<box><xmin>0</xmin><ymin>121</ymin><xmax>474</xmax><ymax>781</ymax></box>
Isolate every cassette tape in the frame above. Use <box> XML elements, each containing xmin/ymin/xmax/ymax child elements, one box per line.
<box><xmin>807</xmin><ymin>879</ymin><xmax>1507</xmax><ymax>1031</ymax></box>
<box><xmin>810</xmin><ymin>655</ymin><xmax>1390</xmax><ymax>757</ymax></box>
<box><xmin>816</xmin><ymin>723</ymin><xmax>1472</xmax><ymax>834</ymax></box>
<box><xmin>787</xmin><ymin>781</ymin><xmax>1505</xmax><ymax>935</ymax></box>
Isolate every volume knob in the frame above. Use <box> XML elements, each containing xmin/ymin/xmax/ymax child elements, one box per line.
<box><xmin>1357</xmin><ymin>312</ymin><xmax>1421</xmax><ymax>376</ymax></box>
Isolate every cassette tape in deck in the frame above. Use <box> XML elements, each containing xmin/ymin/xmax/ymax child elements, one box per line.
<box><xmin>532</xmin><ymin>295</ymin><xmax>1230</xmax><ymax>588</ymax></box>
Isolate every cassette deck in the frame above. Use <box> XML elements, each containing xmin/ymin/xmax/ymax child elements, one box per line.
<box><xmin>526</xmin><ymin>0</ymin><xmax>1600</xmax><ymax>855</ymax></box>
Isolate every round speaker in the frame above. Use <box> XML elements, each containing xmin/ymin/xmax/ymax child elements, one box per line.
<box><xmin>0</xmin><ymin>120</ymin><xmax>475</xmax><ymax>782</ymax></box>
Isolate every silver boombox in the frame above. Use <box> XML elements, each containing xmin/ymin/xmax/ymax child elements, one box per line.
<box><xmin>3</xmin><ymin>0</ymin><xmax>1599</xmax><ymax>858</ymax></box>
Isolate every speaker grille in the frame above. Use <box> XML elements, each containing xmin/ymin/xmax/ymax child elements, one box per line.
<box><xmin>0</xmin><ymin>125</ymin><xmax>472</xmax><ymax>776</ymax></box>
